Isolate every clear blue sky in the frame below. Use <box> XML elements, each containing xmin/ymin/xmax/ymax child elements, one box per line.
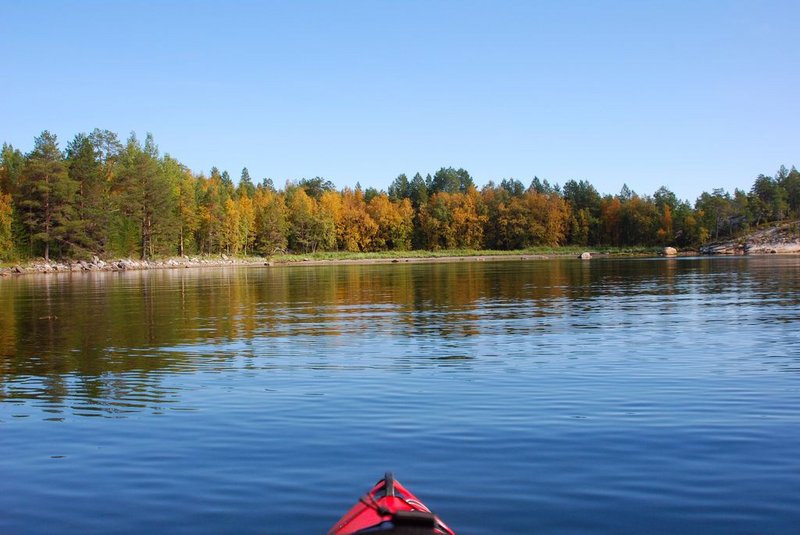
<box><xmin>2</xmin><ymin>0</ymin><xmax>798</xmax><ymax>202</ymax></box>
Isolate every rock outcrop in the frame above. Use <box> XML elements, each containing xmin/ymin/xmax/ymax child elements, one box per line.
<box><xmin>700</xmin><ymin>221</ymin><xmax>800</xmax><ymax>255</ymax></box>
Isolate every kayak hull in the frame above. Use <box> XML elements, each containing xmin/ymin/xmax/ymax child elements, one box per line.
<box><xmin>328</xmin><ymin>474</ymin><xmax>456</xmax><ymax>535</ymax></box>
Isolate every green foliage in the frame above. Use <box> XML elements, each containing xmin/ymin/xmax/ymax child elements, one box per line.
<box><xmin>388</xmin><ymin>173</ymin><xmax>410</xmax><ymax>201</ymax></box>
<box><xmin>481</xmin><ymin>185</ymin><xmax>569</xmax><ymax>249</ymax></box>
<box><xmin>500</xmin><ymin>178</ymin><xmax>525</xmax><ymax>197</ymax></box>
<box><xmin>253</xmin><ymin>188</ymin><xmax>287</xmax><ymax>254</ymax></box>
<box><xmin>220</xmin><ymin>170</ymin><xmax>234</xmax><ymax>194</ymax></box>
<box><xmin>409</xmin><ymin>172</ymin><xmax>428</xmax><ymax>209</ymax></box>
<box><xmin>115</xmin><ymin>133</ymin><xmax>177</xmax><ymax>259</ymax></box>
<box><xmin>363</xmin><ymin>187</ymin><xmax>380</xmax><ymax>203</ymax></box>
<box><xmin>619</xmin><ymin>195</ymin><xmax>659</xmax><ymax>246</ymax></box>
<box><xmin>529</xmin><ymin>176</ymin><xmax>559</xmax><ymax>195</ymax></box>
<box><xmin>260</xmin><ymin>177</ymin><xmax>276</xmax><ymax>192</ymax></box>
<box><xmin>429</xmin><ymin>167</ymin><xmax>474</xmax><ymax>195</ymax></box>
<box><xmin>17</xmin><ymin>131</ymin><xmax>77</xmax><ymax>260</ymax></box>
<box><xmin>285</xmin><ymin>187</ymin><xmax>332</xmax><ymax>253</ymax></box>
<box><xmin>65</xmin><ymin>133</ymin><xmax>108</xmax><ymax>255</ymax></box>
<box><xmin>563</xmin><ymin>180</ymin><xmax>602</xmax><ymax>244</ymax></box>
<box><xmin>653</xmin><ymin>186</ymin><xmax>678</xmax><ymax>212</ymax></box>
<box><xmin>750</xmin><ymin>174</ymin><xmax>788</xmax><ymax>223</ymax></box>
<box><xmin>237</xmin><ymin>167</ymin><xmax>255</xmax><ymax>199</ymax></box>
<box><xmin>2</xmin><ymin>128</ymin><xmax>798</xmax><ymax>259</ymax></box>
<box><xmin>1</xmin><ymin>143</ymin><xmax>24</xmax><ymax>196</ymax></box>
<box><xmin>298</xmin><ymin>176</ymin><xmax>336</xmax><ymax>200</ymax></box>
<box><xmin>784</xmin><ymin>167</ymin><xmax>800</xmax><ymax>217</ymax></box>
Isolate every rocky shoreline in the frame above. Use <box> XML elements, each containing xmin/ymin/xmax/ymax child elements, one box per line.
<box><xmin>0</xmin><ymin>255</ymin><xmax>268</xmax><ymax>277</ymax></box>
<box><xmin>699</xmin><ymin>221</ymin><xmax>800</xmax><ymax>255</ymax></box>
<box><xmin>0</xmin><ymin>252</ymin><xmax>610</xmax><ymax>277</ymax></box>
<box><xmin>3</xmin><ymin>227</ymin><xmax>799</xmax><ymax>277</ymax></box>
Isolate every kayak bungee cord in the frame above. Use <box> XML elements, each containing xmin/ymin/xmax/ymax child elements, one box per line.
<box><xmin>358</xmin><ymin>492</ymin><xmax>391</xmax><ymax>518</ymax></box>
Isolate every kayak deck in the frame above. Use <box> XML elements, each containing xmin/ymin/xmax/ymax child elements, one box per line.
<box><xmin>328</xmin><ymin>474</ymin><xmax>456</xmax><ymax>535</ymax></box>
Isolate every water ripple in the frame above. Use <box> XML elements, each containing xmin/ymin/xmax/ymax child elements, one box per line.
<box><xmin>2</xmin><ymin>257</ymin><xmax>800</xmax><ymax>534</ymax></box>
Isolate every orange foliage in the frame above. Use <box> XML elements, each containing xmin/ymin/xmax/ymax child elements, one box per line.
<box><xmin>601</xmin><ymin>197</ymin><xmax>622</xmax><ymax>245</ymax></box>
<box><xmin>0</xmin><ymin>192</ymin><xmax>12</xmax><ymax>257</ymax></box>
<box><xmin>335</xmin><ymin>188</ymin><xmax>377</xmax><ymax>252</ymax></box>
<box><xmin>418</xmin><ymin>189</ymin><xmax>487</xmax><ymax>250</ymax></box>
<box><xmin>656</xmin><ymin>204</ymin><xmax>673</xmax><ymax>244</ymax></box>
<box><xmin>367</xmin><ymin>193</ymin><xmax>413</xmax><ymax>250</ymax></box>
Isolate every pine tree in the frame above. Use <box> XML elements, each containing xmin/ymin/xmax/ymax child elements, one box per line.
<box><xmin>388</xmin><ymin>173</ymin><xmax>410</xmax><ymax>201</ymax></box>
<box><xmin>116</xmin><ymin>133</ymin><xmax>176</xmax><ymax>259</ymax></box>
<box><xmin>430</xmin><ymin>167</ymin><xmax>474</xmax><ymax>194</ymax></box>
<box><xmin>220</xmin><ymin>170</ymin><xmax>235</xmax><ymax>199</ymax></box>
<box><xmin>18</xmin><ymin>131</ymin><xmax>77</xmax><ymax>260</ymax></box>
<box><xmin>409</xmin><ymin>173</ymin><xmax>428</xmax><ymax>209</ymax></box>
<box><xmin>238</xmin><ymin>167</ymin><xmax>255</xmax><ymax>198</ymax></box>
<box><xmin>66</xmin><ymin>133</ymin><xmax>108</xmax><ymax>254</ymax></box>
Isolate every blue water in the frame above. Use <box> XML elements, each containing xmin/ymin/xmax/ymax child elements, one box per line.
<box><xmin>1</xmin><ymin>256</ymin><xmax>799</xmax><ymax>534</ymax></box>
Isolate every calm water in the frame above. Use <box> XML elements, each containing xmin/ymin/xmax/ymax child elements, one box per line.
<box><xmin>1</xmin><ymin>257</ymin><xmax>799</xmax><ymax>534</ymax></box>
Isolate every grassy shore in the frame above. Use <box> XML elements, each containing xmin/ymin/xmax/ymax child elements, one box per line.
<box><xmin>1</xmin><ymin>246</ymin><xmax>666</xmax><ymax>274</ymax></box>
<box><xmin>266</xmin><ymin>245</ymin><xmax>660</xmax><ymax>264</ymax></box>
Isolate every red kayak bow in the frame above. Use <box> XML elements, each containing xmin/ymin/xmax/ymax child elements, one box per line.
<box><xmin>328</xmin><ymin>473</ymin><xmax>456</xmax><ymax>535</ymax></box>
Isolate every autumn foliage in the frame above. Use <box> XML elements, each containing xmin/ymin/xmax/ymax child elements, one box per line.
<box><xmin>1</xmin><ymin>130</ymin><xmax>798</xmax><ymax>261</ymax></box>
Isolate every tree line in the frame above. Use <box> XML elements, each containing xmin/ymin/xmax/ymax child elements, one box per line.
<box><xmin>1</xmin><ymin>130</ymin><xmax>798</xmax><ymax>261</ymax></box>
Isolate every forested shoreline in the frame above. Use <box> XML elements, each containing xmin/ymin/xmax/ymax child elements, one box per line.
<box><xmin>1</xmin><ymin>129</ymin><xmax>798</xmax><ymax>262</ymax></box>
